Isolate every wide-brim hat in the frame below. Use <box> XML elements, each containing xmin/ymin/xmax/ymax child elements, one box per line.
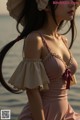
<box><xmin>6</xmin><ymin>0</ymin><xmax>80</xmax><ymax>26</ymax></box>
<box><xmin>7</xmin><ymin>0</ymin><xmax>25</xmax><ymax>26</ymax></box>
<box><xmin>6</xmin><ymin>0</ymin><xmax>49</xmax><ymax>26</ymax></box>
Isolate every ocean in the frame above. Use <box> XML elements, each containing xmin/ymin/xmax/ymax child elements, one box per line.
<box><xmin>0</xmin><ymin>15</ymin><xmax>80</xmax><ymax>120</ymax></box>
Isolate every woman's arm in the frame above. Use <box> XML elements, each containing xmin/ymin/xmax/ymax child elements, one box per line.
<box><xmin>24</xmin><ymin>32</ymin><xmax>45</xmax><ymax>120</ymax></box>
<box><xmin>26</xmin><ymin>88</ymin><xmax>45</xmax><ymax>120</ymax></box>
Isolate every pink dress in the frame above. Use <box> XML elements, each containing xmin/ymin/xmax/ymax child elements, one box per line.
<box><xmin>8</xmin><ymin>32</ymin><xmax>80</xmax><ymax>120</ymax></box>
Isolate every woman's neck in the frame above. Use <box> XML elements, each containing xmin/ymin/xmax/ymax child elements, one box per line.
<box><xmin>41</xmin><ymin>13</ymin><xmax>60</xmax><ymax>37</ymax></box>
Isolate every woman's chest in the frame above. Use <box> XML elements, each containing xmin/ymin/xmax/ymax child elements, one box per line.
<box><xmin>41</xmin><ymin>38</ymin><xmax>71</xmax><ymax>65</ymax></box>
<box><xmin>41</xmin><ymin>41</ymin><xmax>78</xmax><ymax>79</ymax></box>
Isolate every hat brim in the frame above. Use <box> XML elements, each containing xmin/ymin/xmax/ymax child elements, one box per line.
<box><xmin>7</xmin><ymin>0</ymin><xmax>25</xmax><ymax>25</ymax></box>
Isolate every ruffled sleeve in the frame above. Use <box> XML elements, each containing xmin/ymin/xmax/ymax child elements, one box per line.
<box><xmin>8</xmin><ymin>58</ymin><xmax>50</xmax><ymax>91</ymax></box>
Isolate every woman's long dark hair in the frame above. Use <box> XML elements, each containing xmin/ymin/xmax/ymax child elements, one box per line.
<box><xmin>0</xmin><ymin>0</ymin><xmax>77</xmax><ymax>93</ymax></box>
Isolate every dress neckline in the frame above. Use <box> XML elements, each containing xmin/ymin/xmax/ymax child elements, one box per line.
<box><xmin>38</xmin><ymin>31</ymin><xmax>72</xmax><ymax>68</ymax></box>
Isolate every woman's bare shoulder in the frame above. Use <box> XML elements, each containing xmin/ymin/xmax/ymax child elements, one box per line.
<box><xmin>23</xmin><ymin>31</ymin><xmax>43</xmax><ymax>59</ymax></box>
<box><xmin>24</xmin><ymin>31</ymin><xmax>43</xmax><ymax>47</ymax></box>
<box><xmin>61</xmin><ymin>35</ymin><xmax>69</xmax><ymax>48</ymax></box>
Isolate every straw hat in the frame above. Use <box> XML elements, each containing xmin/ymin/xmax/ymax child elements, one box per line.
<box><xmin>6</xmin><ymin>0</ymin><xmax>48</xmax><ymax>26</ymax></box>
<box><xmin>6</xmin><ymin>0</ymin><xmax>80</xmax><ymax>26</ymax></box>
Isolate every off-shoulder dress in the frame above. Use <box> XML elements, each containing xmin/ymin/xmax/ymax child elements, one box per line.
<box><xmin>8</xmin><ymin>32</ymin><xmax>80</xmax><ymax>120</ymax></box>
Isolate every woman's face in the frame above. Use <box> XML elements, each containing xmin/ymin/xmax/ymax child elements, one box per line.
<box><xmin>55</xmin><ymin>0</ymin><xmax>77</xmax><ymax>21</ymax></box>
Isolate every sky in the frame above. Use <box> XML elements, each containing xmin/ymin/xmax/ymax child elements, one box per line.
<box><xmin>0</xmin><ymin>0</ymin><xmax>80</xmax><ymax>16</ymax></box>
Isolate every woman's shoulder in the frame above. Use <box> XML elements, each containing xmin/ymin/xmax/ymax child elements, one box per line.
<box><xmin>23</xmin><ymin>30</ymin><xmax>43</xmax><ymax>59</ymax></box>
<box><xmin>60</xmin><ymin>34</ymin><xmax>69</xmax><ymax>48</ymax></box>
<box><xmin>24</xmin><ymin>30</ymin><xmax>43</xmax><ymax>47</ymax></box>
<box><xmin>25</xmin><ymin>30</ymin><xmax>42</xmax><ymax>42</ymax></box>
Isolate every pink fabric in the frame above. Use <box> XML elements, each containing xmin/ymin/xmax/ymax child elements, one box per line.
<box><xmin>18</xmin><ymin>33</ymin><xmax>80</xmax><ymax>120</ymax></box>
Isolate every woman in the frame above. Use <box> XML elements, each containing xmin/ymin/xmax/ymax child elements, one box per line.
<box><xmin>0</xmin><ymin>0</ymin><xmax>80</xmax><ymax>120</ymax></box>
